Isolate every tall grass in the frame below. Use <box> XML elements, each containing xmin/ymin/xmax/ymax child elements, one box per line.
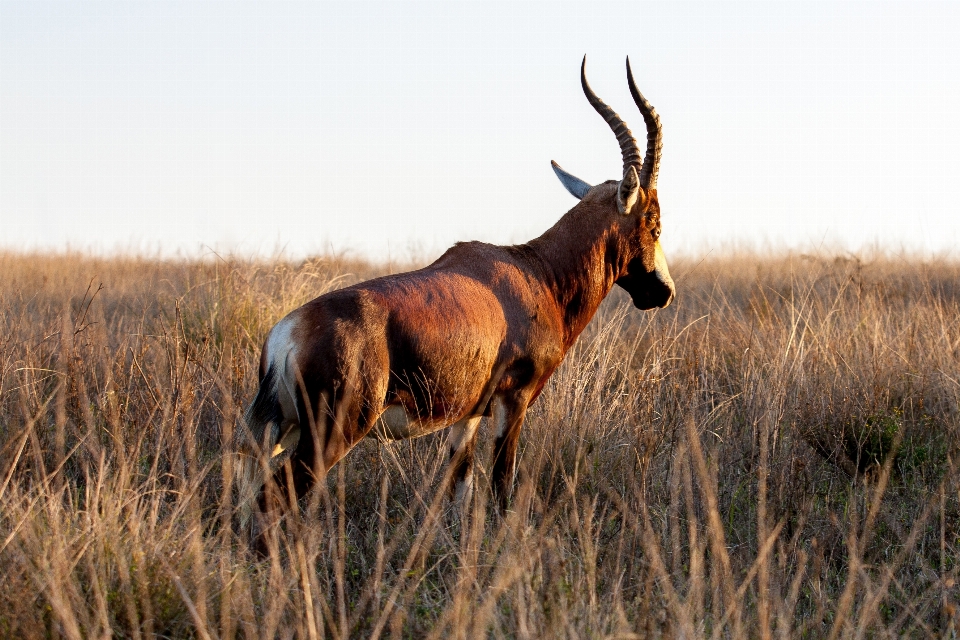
<box><xmin>1</xmin><ymin>249</ymin><xmax>958</xmax><ymax>637</ymax></box>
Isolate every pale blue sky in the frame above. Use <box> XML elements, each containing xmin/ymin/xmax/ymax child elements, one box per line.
<box><xmin>2</xmin><ymin>1</ymin><xmax>959</xmax><ymax>259</ymax></box>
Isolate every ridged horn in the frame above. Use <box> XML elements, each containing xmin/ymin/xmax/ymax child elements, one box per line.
<box><xmin>626</xmin><ymin>56</ymin><xmax>662</xmax><ymax>191</ymax></box>
<box><xmin>580</xmin><ymin>56</ymin><xmax>642</xmax><ymax>178</ymax></box>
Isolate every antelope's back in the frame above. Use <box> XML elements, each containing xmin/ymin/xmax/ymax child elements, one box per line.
<box><xmin>280</xmin><ymin>241</ymin><xmax>549</xmax><ymax>418</ymax></box>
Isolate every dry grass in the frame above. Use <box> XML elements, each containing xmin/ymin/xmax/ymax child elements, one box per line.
<box><xmin>1</xmin><ymin>249</ymin><xmax>959</xmax><ymax>638</ymax></box>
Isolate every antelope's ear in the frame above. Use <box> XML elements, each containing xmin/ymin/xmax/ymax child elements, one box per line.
<box><xmin>617</xmin><ymin>165</ymin><xmax>646</xmax><ymax>215</ymax></box>
<box><xmin>551</xmin><ymin>160</ymin><xmax>591</xmax><ymax>200</ymax></box>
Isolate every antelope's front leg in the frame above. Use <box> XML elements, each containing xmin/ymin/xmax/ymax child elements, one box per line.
<box><xmin>447</xmin><ymin>415</ymin><xmax>483</xmax><ymax>510</ymax></box>
<box><xmin>491</xmin><ymin>394</ymin><xmax>530</xmax><ymax>510</ymax></box>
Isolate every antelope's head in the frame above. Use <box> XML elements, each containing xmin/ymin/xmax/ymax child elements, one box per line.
<box><xmin>552</xmin><ymin>56</ymin><xmax>675</xmax><ymax>310</ymax></box>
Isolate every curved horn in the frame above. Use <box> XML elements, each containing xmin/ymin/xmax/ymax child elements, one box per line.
<box><xmin>626</xmin><ymin>56</ymin><xmax>662</xmax><ymax>191</ymax></box>
<box><xmin>580</xmin><ymin>56</ymin><xmax>642</xmax><ymax>178</ymax></box>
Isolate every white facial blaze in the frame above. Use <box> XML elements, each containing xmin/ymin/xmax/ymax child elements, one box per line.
<box><xmin>654</xmin><ymin>241</ymin><xmax>675</xmax><ymax>304</ymax></box>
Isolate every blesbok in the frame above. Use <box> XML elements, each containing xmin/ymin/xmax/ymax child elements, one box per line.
<box><xmin>236</xmin><ymin>56</ymin><xmax>675</xmax><ymax>531</ymax></box>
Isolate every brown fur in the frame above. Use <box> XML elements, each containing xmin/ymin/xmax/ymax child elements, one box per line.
<box><xmin>237</xmin><ymin>181</ymin><xmax>674</xmax><ymax>530</ymax></box>
<box><xmin>237</xmin><ymin>71</ymin><xmax>675</xmax><ymax>536</ymax></box>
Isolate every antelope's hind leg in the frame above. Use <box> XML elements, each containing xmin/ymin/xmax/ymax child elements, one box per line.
<box><xmin>490</xmin><ymin>394</ymin><xmax>530</xmax><ymax>511</ymax></box>
<box><xmin>246</xmin><ymin>424</ymin><xmax>304</xmax><ymax>556</ymax></box>
<box><xmin>271</xmin><ymin>378</ymin><xmax>381</xmax><ymax>509</ymax></box>
<box><xmin>252</xmin><ymin>406</ymin><xmax>334</xmax><ymax>555</ymax></box>
<box><xmin>447</xmin><ymin>415</ymin><xmax>483</xmax><ymax>511</ymax></box>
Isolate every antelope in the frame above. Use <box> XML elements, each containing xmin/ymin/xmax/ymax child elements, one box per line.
<box><xmin>236</xmin><ymin>56</ymin><xmax>675</xmax><ymax>532</ymax></box>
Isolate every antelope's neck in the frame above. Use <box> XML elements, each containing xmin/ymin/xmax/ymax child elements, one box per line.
<box><xmin>526</xmin><ymin>209</ymin><xmax>630</xmax><ymax>349</ymax></box>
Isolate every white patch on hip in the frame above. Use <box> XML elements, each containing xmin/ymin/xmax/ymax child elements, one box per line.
<box><xmin>264</xmin><ymin>313</ymin><xmax>303</xmax><ymax>430</ymax></box>
<box><xmin>265</xmin><ymin>314</ymin><xmax>297</xmax><ymax>369</ymax></box>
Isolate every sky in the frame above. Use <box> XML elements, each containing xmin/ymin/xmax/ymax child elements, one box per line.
<box><xmin>2</xmin><ymin>0</ymin><xmax>959</xmax><ymax>261</ymax></box>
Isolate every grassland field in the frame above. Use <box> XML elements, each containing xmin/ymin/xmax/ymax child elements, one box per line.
<box><xmin>1</xmin><ymin>249</ymin><xmax>960</xmax><ymax>638</ymax></box>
